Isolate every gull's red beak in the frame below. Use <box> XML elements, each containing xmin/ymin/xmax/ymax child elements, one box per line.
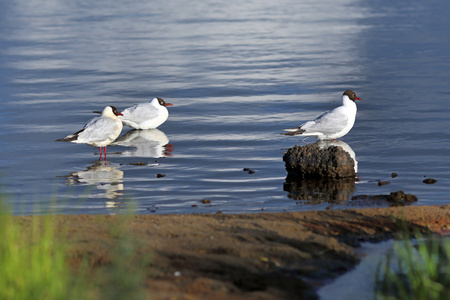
<box><xmin>118</xmin><ymin>112</ymin><xmax>123</xmax><ymax>116</ymax></box>
<box><xmin>165</xmin><ymin>103</ymin><xmax>173</xmax><ymax>107</ymax></box>
<box><xmin>356</xmin><ymin>97</ymin><xmax>362</xmax><ymax>101</ymax></box>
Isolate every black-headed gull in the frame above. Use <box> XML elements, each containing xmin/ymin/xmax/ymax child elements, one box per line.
<box><xmin>119</xmin><ymin>97</ymin><xmax>173</xmax><ymax>129</ymax></box>
<box><xmin>283</xmin><ymin>90</ymin><xmax>362</xmax><ymax>140</ymax></box>
<box><xmin>55</xmin><ymin>106</ymin><xmax>123</xmax><ymax>160</ymax></box>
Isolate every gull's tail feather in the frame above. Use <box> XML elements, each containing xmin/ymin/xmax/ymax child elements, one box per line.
<box><xmin>281</xmin><ymin>127</ymin><xmax>305</xmax><ymax>136</ymax></box>
<box><xmin>55</xmin><ymin>129</ymin><xmax>84</xmax><ymax>142</ymax></box>
<box><xmin>55</xmin><ymin>135</ymin><xmax>76</xmax><ymax>142</ymax></box>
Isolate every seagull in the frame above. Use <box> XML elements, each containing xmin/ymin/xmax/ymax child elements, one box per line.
<box><xmin>55</xmin><ymin>106</ymin><xmax>123</xmax><ymax>160</ymax></box>
<box><xmin>119</xmin><ymin>97</ymin><xmax>173</xmax><ymax>129</ymax></box>
<box><xmin>282</xmin><ymin>90</ymin><xmax>362</xmax><ymax>140</ymax></box>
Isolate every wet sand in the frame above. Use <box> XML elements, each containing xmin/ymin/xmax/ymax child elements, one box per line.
<box><xmin>15</xmin><ymin>205</ymin><xmax>450</xmax><ymax>299</ymax></box>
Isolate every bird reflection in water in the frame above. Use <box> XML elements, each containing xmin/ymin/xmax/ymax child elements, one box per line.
<box><xmin>284</xmin><ymin>140</ymin><xmax>358</xmax><ymax>204</ymax></box>
<box><xmin>64</xmin><ymin>161</ymin><xmax>124</xmax><ymax>202</ymax></box>
<box><xmin>111</xmin><ymin>129</ymin><xmax>173</xmax><ymax>158</ymax></box>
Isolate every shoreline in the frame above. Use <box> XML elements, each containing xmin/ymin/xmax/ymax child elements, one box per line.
<box><xmin>14</xmin><ymin>205</ymin><xmax>450</xmax><ymax>299</ymax></box>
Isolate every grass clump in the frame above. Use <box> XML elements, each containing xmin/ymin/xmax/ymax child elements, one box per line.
<box><xmin>0</xmin><ymin>201</ymin><xmax>88</xmax><ymax>300</ymax></box>
<box><xmin>0</xmin><ymin>198</ymin><xmax>150</xmax><ymax>300</ymax></box>
<box><xmin>375</xmin><ymin>231</ymin><xmax>450</xmax><ymax>300</ymax></box>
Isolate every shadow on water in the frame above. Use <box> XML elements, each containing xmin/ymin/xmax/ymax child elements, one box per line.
<box><xmin>111</xmin><ymin>129</ymin><xmax>173</xmax><ymax>158</ymax></box>
<box><xmin>63</xmin><ymin>161</ymin><xmax>124</xmax><ymax>200</ymax></box>
<box><xmin>284</xmin><ymin>177</ymin><xmax>356</xmax><ymax>205</ymax></box>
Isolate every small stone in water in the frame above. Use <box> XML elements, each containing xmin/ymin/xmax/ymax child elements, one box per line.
<box><xmin>129</xmin><ymin>162</ymin><xmax>148</xmax><ymax>166</ymax></box>
<box><xmin>243</xmin><ymin>168</ymin><xmax>255</xmax><ymax>174</ymax></box>
<box><xmin>423</xmin><ymin>178</ymin><xmax>437</xmax><ymax>184</ymax></box>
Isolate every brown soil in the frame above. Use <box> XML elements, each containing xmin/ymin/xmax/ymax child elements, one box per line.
<box><xmin>15</xmin><ymin>205</ymin><xmax>450</xmax><ymax>300</ymax></box>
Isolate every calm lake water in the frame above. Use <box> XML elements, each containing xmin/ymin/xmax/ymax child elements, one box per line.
<box><xmin>1</xmin><ymin>0</ymin><xmax>449</xmax><ymax>215</ymax></box>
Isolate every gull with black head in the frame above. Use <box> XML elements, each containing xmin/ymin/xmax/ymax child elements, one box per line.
<box><xmin>119</xmin><ymin>97</ymin><xmax>173</xmax><ymax>130</ymax></box>
<box><xmin>55</xmin><ymin>106</ymin><xmax>123</xmax><ymax>160</ymax></box>
<box><xmin>283</xmin><ymin>90</ymin><xmax>362</xmax><ymax>140</ymax></box>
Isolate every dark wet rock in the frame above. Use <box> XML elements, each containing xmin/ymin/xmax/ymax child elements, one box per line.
<box><xmin>129</xmin><ymin>162</ymin><xmax>148</xmax><ymax>166</ymax></box>
<box><xmin>388</xmin><ymin>191</ymin><xmax>418</xmax><ymax>204</ymax></box>
<box><xmin>243</xmin><ymin>168</ymin><xmax>255</xmax><ymax>174</ymax></box>
<box><xmin>283</xmin><ymin>144</ymin><xmax>357</xmax><ymax>204</ymax></box>
<box><xmin>377</xmin><ymin>181</ymin><xmax>391</xmax><ymax>186</ymax></box>
<box><xmin>284</xmin><ymin>178</ymin><xmax>356</xmax><ymax>204</ymax></box>
<box><xmin>352</xmin><ymin>190</ymin><xmax>418</xmax><ymax>206</ymax></box>
<box><xmin>156</xmin><ymin>173</ymin><xmax>166</xmax><ymax>178</ymax></box>
<box><xmin>391</xmin><ymin>173</ymin><xmax>398</xmax><ymax>178</ymax></box>
<box><xmin>423</xmin><ymin>178</ymin><xmax>437</xmax><ymax>184</ymax></box>
<box><xmin>146</xmin><ymin>206</ymin><xmax>159</xmax><ymax>212</ymax></box>
<box><xmin>201</xmin><ymin>199</ymin><xmax>211</xmax><ymax>204</ymax></box>
<box><xmin>283</xmin><ymin>144</ymin><xmax>356</xmax><ymax>179</ymax></box>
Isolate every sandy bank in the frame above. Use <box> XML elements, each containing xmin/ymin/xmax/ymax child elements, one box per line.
<box><xmin>15</xmin><ymin>205</ymin><xmax>450</xmax><ymax>299</ymax></box>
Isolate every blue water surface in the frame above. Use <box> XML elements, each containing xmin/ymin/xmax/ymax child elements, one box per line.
<box><xmin>0</xmin><ymin>0</ymin><xmax>449</xmax><ymax>214</ymax></box>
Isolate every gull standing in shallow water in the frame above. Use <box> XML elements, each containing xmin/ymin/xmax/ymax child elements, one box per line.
<box><xmin>282</xmin><ymin>90</ymin><xmax>362</xmax><ymax>140</ymax></box>
<box><xmin>55</xmin><ymin>106</ymin><xmax>123</xmax><ymax>160</ymax></box>
<box><xmin>119</xmin><ymin>97</ymin><xmax>173</xmax><ymax>130</ymax></box>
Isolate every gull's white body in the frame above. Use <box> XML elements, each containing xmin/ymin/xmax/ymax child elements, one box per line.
<box><xmin>283</xmin><ymin>91</ymin><xmax>361</xmax><ymax>140</ymax></box>
<box><xmin>64</xmin><ymin>106</ymin><xmax>122</xmax><ymax>146</ymax></box>
<box><xmin>120</xmin><ymin>97</ymin><xmax>172</xmax><ymax>130</ymax></box>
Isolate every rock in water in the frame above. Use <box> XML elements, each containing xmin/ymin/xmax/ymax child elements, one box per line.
<box><xmin>283</xmin><ymin>144</ymin><xmax>356</xmax><ymax>179</ymax></box>
<box><xmin>351</xmin><ymin>190</ymin><xmax>418</xmax><ymax>206</ymax></box>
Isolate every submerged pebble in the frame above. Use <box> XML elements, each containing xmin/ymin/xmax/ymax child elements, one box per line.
<box><xmin>129</xmin><ymin>162</ymin><xmax>148</xmax><ymax>166</ymax></box>
<box><xmin>352</xmin><ymin>190</ymin><xmax>418</xmax><ymax>206</ymax></box>
<box><xmin>423</xmin><ymin>178</ymin><xmax>437</xmax><ymax>184</ymax></box>
<box><xmin>243</xmin><ymin>168</ymin><xmax>255</xmax><ymax>174</ymax></box>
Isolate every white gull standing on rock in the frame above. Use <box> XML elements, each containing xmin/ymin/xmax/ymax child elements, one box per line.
<box><xmin>283</xmin><ymin>90</ymin><xmax>362</xmax><ymax>140</ymax></box>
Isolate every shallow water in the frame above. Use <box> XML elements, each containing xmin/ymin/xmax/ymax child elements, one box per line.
<box><xmin>1</xmin><ymin>0</ymin><xmax>449</xmax><ymax>214</ymax></box>
<box><xmin>318</xmin><ymin>240</ymin><xmax>394</xmax><ymax>300</ymax></box>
